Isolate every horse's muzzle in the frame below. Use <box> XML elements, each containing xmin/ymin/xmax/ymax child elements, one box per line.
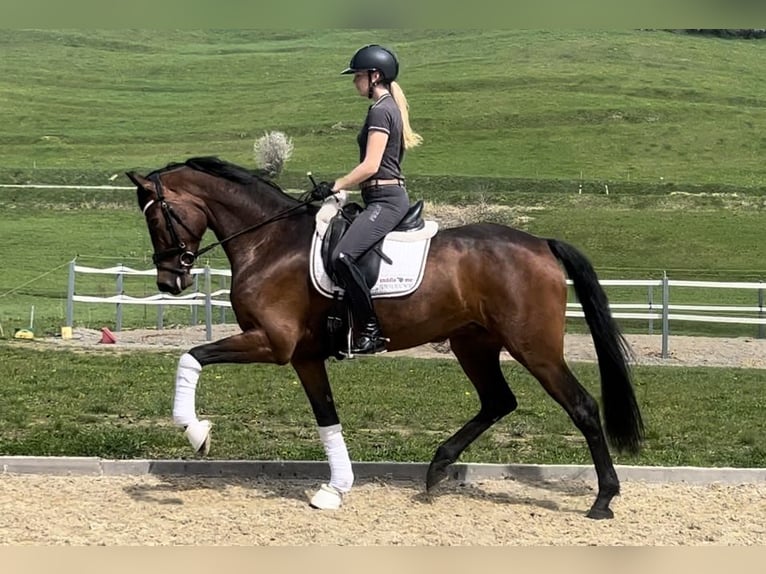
<box><xmin>157</xmin><ymin>270</ymin><xmax>192</xmax><ymax>294</ymax></box>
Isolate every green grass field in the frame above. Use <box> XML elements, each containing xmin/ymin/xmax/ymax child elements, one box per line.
<box><xmin>1</xmin><ymin>346</ymin><xmax>763</xmax><ymax>467</ymax></box>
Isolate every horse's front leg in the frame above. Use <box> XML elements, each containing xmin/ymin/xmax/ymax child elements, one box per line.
<box><xmin>292</xmin><ymin>358</ymin><xmax>353</xmax><ymax>510</ymax></box>
<box><xmin>172</xmin><ymin>328</ymin><xmax>294</xmax><ymax>455</ymax></box>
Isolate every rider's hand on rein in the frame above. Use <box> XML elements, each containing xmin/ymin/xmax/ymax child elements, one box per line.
<box><xmin>310</xmin><ymin>181</ymin><xmax>336</xmax><ymax>202</ymax></box>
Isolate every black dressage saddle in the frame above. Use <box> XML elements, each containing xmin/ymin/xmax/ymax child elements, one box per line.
<box><xmin>320</xmin><ymin>200</ymin><xmax>425</xmax><ymax>288</ymax></box>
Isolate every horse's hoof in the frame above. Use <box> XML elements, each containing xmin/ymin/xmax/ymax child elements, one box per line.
<box><xmin>586</xmin><ymin>506</ymin><xmax>614</xmax><ymax>520</ymax></box>
<box><xmin>309</xmin><ymin>483</ymin><xmax>344</xmax><ymax>510</ymax></box>
<box><xmin>426</xmin><ymin>460</ymin><xmax>451</xmax><ymax>492</ymax></box>
<box><xmin>184</xmin><ymin>419</ymin><xmax>212</xmax><ymax>456</ymax></box>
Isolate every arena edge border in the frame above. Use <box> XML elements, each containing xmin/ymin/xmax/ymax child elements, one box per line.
<box><xmin>1</xmin><ymin>457</ymin><xmax>764</xmax><ymax>485</ymax></box>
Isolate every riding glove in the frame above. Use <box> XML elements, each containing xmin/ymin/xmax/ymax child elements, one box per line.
<box><xmin>311</xmin><ymin>181</ymin><xmax>336</xmax><ymax>201</ymax></box>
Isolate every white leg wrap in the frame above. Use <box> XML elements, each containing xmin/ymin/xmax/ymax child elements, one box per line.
<box><xmin>318</xmin><ymin>423</ymin><xmax>354</xmax><ymax>493</ymax></box>
<box><xmin>172</xmin><ymin>353</ymin><xmax>202</xmax><ymax>428</ymax></box>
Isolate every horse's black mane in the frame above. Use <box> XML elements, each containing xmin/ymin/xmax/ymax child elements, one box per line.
<box><xmin>149</xmin><ymin>156</ymin><xmax>283</xmax><ymax>190</ymax></box>
<box><xmin>186</xmin><ymin>156</ymin><xmax>277</xmax><ymax>186</ymax></box>
<box><xmin>146</xmin><ymin>155</ymin><xmax>307</xmax><ymax>209</ymax></box>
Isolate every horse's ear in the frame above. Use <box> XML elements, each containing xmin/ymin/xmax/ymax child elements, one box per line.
<box><xmin>126</xmin><ymin>171</ymin><xmax>156</xmax><ymax>211</ymax></box>
<box><xmin>125</xmin><ymin>171</ymin><xmax>150</xmax><ymax>190</ymax></box>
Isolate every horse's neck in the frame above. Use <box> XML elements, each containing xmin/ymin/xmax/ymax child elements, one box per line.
<box><xmin>187</xmin><ymin>176</ymin><xmax>265</xmax><ymax>231</ymax></box>
<box><xmin>196</xmin><ymin>184</ymin><xmax>306</xmax><ymax>271</ymax></box>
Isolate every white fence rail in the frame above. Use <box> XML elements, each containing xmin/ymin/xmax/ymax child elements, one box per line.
<box><xmin>66</xmin><ymin>262</ymin><xmax>766</xmax><ymax>357</ymax></box>
<box><xmin>66</xmin><ymin>262</ymin><xmax>232</xmax><ymax>342</ymax></box>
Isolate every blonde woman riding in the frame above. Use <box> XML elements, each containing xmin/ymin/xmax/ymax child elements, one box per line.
<box><xmin>312</xmin><ymin>44</ymin><xmax>423</xmax><ymax>355</ymax></box>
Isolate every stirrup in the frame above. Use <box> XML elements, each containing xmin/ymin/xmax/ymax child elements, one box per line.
<box><xmin>350</xmin><ymin>334</ymin><xmax>389</xmax><ymax>355</ymax></box>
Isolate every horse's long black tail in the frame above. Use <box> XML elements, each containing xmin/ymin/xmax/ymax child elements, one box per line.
<box><xmin>547</xmin><ymin>238</ymin><xmax>645</xmax><ymax>454</ymax></box>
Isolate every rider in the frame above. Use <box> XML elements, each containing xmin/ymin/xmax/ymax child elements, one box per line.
<box><xmin>311</xmin><ymin>44</ymin><xmax>423</xmax><ymax>355</ymax></box>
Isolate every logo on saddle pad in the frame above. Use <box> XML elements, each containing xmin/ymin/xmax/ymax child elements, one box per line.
<box><xmin>309</xmin><ymin>193</ymin><xmax>439</xmax><ymax>299</ymax></box>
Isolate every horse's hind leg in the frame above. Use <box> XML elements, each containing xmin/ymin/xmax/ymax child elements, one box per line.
<box><xmin>426</xmin><ymin>332</ymin><xmax>518</xmax><ymax>492</ymax></box>
<box><xmin>518</xmin><ymin>355</ymin><xmax>620</xmax><ymax>519</ymax></box>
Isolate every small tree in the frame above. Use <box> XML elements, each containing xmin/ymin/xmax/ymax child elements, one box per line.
<box><xmin>253</xmin><ymin>131</ymin><xmax>294</xmax><ymax>177</ymax></box>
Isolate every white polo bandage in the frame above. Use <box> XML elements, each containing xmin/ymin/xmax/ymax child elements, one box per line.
<box><xmin>172</xmin><ymin>353</ymin><xmax>202</xmax><ymax>427</ymax></box>
<box><xmin>318</xmin><ymin>423</ymin><xmax>354</xmax><ymax>493</ymax></box>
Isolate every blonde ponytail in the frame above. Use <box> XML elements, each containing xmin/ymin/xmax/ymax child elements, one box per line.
<box><xmin>390</xmin><ymin>81</ymin><xmax>423</xmax><ymax>150</ymax></box>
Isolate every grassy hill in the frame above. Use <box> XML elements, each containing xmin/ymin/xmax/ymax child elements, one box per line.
<box><xmin>1</xmin><ymin>29</ymin><xmax>765</xmax><ymax>195</ymax></box>
<box><xmin>1</xmin><ymin>30</ymin><xmax>765</xmax><ymax>337</ymax></box>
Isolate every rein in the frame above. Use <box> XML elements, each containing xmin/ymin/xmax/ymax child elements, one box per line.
<box><xmin>146</xmin><ymin>173</ymin><xmax>312</xmax><ymax>274</ymax></box>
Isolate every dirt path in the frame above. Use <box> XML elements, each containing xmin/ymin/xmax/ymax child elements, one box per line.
<box><xmin>1</xmin><ymin>474</ymin><xmax>764</xmax><ymax>545</ymax></box>
<box><xmin>34</xmin><ymin>325</ymin><xmax>766</xmax><ymax>369</ymax></box>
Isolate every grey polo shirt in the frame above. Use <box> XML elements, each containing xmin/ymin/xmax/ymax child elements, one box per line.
<box><xmin>356</xmin><ymin>93</ymin><xmax>404</xmax><ymax>182</ymax></box>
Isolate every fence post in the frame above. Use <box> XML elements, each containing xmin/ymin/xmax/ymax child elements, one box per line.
<box><xmin>157</xmin><ymin>301</ymin><xmax>164</xmax><ymax>330</ymax></box>
<box><xmin>661</xmin><ymin>271</ymin><xmax>669</xmax><ymax>358</ymax></box>
<box><xmin>115</xmin><ymin>264</ymin><xmax>123</xmax><ymax>332</ymax></box>
<box><xmin>219</xmin><ymin>274</ymin><xmax>227</xmax><ymax>324</ymax></box>
<box><xmin>66</xmin><ymin>259</ymin><xmax>75</xmax><ymax>327</ymax></box>
<box><xmin>647</xmin><ymin>284</ymin><xmax>654</xmax><ymax>335</ymax></box>
<box><xmin>758</xmin><ymin>282</ymin><xmax>764</xmax><ymax>339</ymax></box>
<box><xmin>191</xmin><ymin>274</ymin><xmax>199</xmax><ymax>326</ymax></box>
<box><xmin>204</xmin><ymin>265</ymin><xmax>212</xmax><ymax>341</ymax></box>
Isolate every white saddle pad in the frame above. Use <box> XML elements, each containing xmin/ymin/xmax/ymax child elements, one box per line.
<box><xmin>309</xmin><ymin>193</ymin><xmax>439</xmax><ymax>299</ymax></box>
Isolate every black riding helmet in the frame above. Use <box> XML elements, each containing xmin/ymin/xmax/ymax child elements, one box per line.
<box><xmin>341</xmin><ymin>45</ymin><xmax>399</xmax><ymax>98</ymax></box>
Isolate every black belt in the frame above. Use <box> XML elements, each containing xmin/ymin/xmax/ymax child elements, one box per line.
<box><xmin>360</xmin><ymin>178</ymin><xmax>405</xmax><ymax>190</ymax></box>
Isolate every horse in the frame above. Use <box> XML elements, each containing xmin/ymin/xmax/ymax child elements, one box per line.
<box><xmin>126</xmin><ymin>156</ymin><xmax>644</xmax><ymax>519</ymax></box>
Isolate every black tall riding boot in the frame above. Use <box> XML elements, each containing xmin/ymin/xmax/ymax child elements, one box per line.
<box><xmin>334</xmin><ymin>253</ymin><xmax>388</xmax><ymax>355</ymax></box>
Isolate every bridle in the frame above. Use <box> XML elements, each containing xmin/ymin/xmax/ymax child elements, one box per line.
<box><xmin>142</xmin><ymin>173</ymin><xmax>313</xmax><ymax>275</ymax></box>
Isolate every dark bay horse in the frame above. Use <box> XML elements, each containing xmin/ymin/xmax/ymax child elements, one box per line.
<box><xmin>126</xmin><ymin>156</ymin><xmax>644</xmax><ymax>519</ymax></box>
